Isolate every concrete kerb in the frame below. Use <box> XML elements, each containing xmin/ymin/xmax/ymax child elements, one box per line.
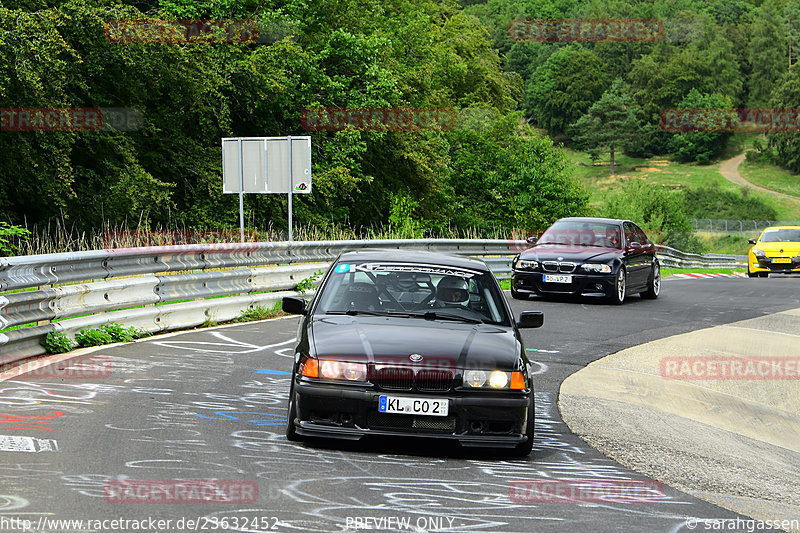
<box><xmin>559</xmin><ymin>308</ymin><xmax>800</xmax><ymax>530</ymax></box>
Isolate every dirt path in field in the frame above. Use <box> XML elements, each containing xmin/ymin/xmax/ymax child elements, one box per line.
<box><xmin>719</xmin><ymin>153</ymin><xmax>798</xmax><ymax>200</ymax></box>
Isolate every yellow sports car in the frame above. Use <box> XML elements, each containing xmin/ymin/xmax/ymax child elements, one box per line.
<box><xmin>747</xmin><ymin>226</ymin><xmax>800</xmax><ymax>278</ymax></box>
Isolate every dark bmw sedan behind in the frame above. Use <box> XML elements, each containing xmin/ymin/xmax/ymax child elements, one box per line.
<box><xmin>511</xmin><ymin>217</ymin><xmax>660</xmax><ymax>304</ymax></box>
<box><xmin>282</xmin><ymin>249</ymin><xmax>543</xmax><ymax>455</ymax></box>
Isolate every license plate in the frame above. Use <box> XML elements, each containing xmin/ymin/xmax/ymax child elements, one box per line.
<box><xmin>543</xmin><ymin>274</ymin><xmax>572</xmax><ymax>283</ymax></box>
<box><xmin>379</xmin><ymin>396</ymin><xmax>448</xmax><ymax>416</ymax></box>
<box><xmin>772</xmin><ymin>258</ymin><xmax>792</xmax><ymax>264</ymax></box>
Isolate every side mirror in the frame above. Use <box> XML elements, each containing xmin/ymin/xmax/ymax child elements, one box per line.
<box><xmin>526</xmin><ymin>236</ymin><xmax>538</xmax><ymax>244</ymax></box>
<box><xmin>748</xmin><ymin>238</ymin><xmax>757</xmax><ymax>244</ymax></box>
<box><xmin>282</xmin><ymin>296</ymin><xmax>307</xmax><ymax>315</ymax></box>
<box><xmin>517</xmin><ymin>311</ymin><xmax>543</xmax><ymax>329</ymax></box>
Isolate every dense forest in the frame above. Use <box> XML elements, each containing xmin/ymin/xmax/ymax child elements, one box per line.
<box><xmin>1</xmin><ymin>0</ymin><xmax>798</xmax><ymax>242</ymax></box>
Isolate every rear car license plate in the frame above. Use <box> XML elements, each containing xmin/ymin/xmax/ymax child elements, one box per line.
<box><xmin>543</xmin><ymin>274</ymin><xmax>572</xmax><ymax>283</ymax></box>
<box><xmin>772</xmin><ymin>258</ymin><xmax>792</xmax><ymax>264</ymax></box>
<box><xmin>379</xmin><ymin>396</ymin><xmax>448</xmax><ymax>416</ymax></box>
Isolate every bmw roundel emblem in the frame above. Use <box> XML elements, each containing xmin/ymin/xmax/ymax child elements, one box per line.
<box><xmin>557</xmin><ymin>257</ymin><xmax>564</xmax><ymax>261</ymax></box>
<box><xmin>409</xmin><ymin>354</ymin><xmax>423</xmax><ymax>363</ymax></box>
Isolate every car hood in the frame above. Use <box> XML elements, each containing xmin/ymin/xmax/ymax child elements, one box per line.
<box><xmin>309</xmin><ymin>316</ymin><xmax>522</xmax><ymax>371</ymax></box>
<box><xmin>753</xmin><ymin>242</ymin><xmax>800</xmax><ymax>256</ymax></box>
<box><xmin>521</xmin><ymin>244</ymin><xmax>620</xmax><ymax>262</ymax></box>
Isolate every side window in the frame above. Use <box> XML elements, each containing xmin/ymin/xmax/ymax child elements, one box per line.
<box><xmin>623</xmin><ymin>223</ymin><xmax>636</xmax><ymax>247</ymax></box>
<box><xmin>633</xmin><ymin>225</ymin><xmax>649</xmax><ymax>245</ymax></box>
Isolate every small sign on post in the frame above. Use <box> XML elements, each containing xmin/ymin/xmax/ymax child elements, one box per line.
<box><xmin>222</xmin><ymin>136</ymin><xmax>311</xmax><ymax>241</ymax></box>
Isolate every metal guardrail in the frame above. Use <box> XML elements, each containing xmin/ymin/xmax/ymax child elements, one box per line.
<box><xmin>655</xmin><ymin>245</ymin><xmax>746</xmax><ymax>269</ymax></box>
<box><xmin>0</xmin><ymin>240</ymin><xmax>518</xmax><ymax>364</ymax></box>
<box><xmin>0</xmin><ymin>239</ymin><xmax>744</xmax><ymax>365</ymax></box>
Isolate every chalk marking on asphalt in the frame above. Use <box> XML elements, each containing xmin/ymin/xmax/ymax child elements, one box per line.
<box><xmin>526</xmin><ymin>348</ymin><xmax>560</xmax><ymax>353</ymax></box>
<box><xmin>530</xmin><ymin>361</ymin><xmax>549</xmax><ymax>375</ymax></box>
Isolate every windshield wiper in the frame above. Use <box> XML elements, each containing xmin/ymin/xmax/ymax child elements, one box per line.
<box><xmin>327</xmin><ymin>309</ymin><xmax>387</xmax><ymax>316</ymax></box>
<box><xmin>420</xmin><ymin>311</ymin><xmax>483</xmax><ymax>324</ymax></box>
<box><xmin>326</xmin><ymin>309</ymin><xmax>414</xmax><ymax>317</ymax></box>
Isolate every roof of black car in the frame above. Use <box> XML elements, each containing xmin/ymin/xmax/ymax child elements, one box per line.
<box><xmin>338</xmin><ymin>248</ymin><xmax>490</xmax><ymax>270</ymax></box>
<box><xmin>554</xmin><ymin>217</ymin><xmax>625</xmax><ymax>224</ymax></box>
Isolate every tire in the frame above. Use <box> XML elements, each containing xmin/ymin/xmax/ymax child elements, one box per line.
<box><xmin>759</xmin><ymin>272</ymin><xmax>769</xmax><ymax>278</ymax></box>
<box><xmin>640</xmin><ymin>262</ymin><xmax>660</xmax><ymax>299</ymax></box>
<box><xmin>606</xmin><ymin>268</ymin><xmax>626</xmax><ymax>305</ymax></box>
<box><xmin>286</xmin><ymin>387</ymin><xmax>300</xmax><ymax>441</ymax></box>
<box><xmin>511</xmin><ymin>394</ymin><xmax>535</xmax><ymax>457</ymax></box>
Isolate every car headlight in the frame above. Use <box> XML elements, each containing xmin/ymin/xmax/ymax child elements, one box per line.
<box><xmin>580</xmin><ymin>263</ymin><xmax>612</xmax><ymax>273</ymax></box>
<box><xmin>753</xmin><ymin>249</ymin><xmax>766</xmax><ymax>258</ymax></box>
<box><xmin>517</xmin><ymin>259</ymin><xmax>538</xmax><ymax>270</ymax></box>
<box><xmin>305</xmin><ymin>359</ymin><xmax>367</xmax><ymax>381</ymax></box>
<box><xmin>463</xmin><ymin>370</ymin><xmax>526</xmax><ymax>389</ymax></box>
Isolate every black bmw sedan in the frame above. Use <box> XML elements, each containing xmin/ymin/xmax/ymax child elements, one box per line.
<box><xmin>281</xmin><ymin>249</ymin><xmax>543</xmax><ymax>455</ymax></box>
<box><xmin>511</xmin><ymin>217</ymin><xmax>661</xmax><ymax>304</ymax></box>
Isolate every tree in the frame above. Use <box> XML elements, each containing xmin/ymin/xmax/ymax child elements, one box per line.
<box><xmin>524</xmin><ymin>46</ymin><xmax>609</xmax><ymax>137</ymax></box>
<box><xmin>748</xmin><ymin>0</ymin><xmax>788</xmax><ymax>106</ymax></box>
<box><xmin>668</xmin><ymin>89</ymin><xmax>735</xmax><ymax>164</ymax></box>
<box><xmin>767</xmin><ymin>66</ymin><xmax>800</xmax><ymax>173</ymax></box>
<box><xmin>570</xmin><ymin>79</ymin><xmax>640</xmax><ymax>176</ymax></box>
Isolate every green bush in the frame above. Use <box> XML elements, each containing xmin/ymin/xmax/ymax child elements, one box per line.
<box><xmin>667</xmin><ymin>91</ymin><xmax>735</xmax><ymax>164</ymax></box>
<box><xmin>232</xmin><ymin>302</ymin><xmax>283</xmax><ymax>323</ymax></box>
<box><xmin>41</xmin><ymin>331</ymin><xmax>74</xmax><ymax>354</ymax></box>
<box><xmin>100</xmin><ymin>322</ymin><xmax>140</xmax><ymax>343</ymax></box>
<box><xmin>297</xmin><ymin>269</ymin><xmax>324</xmax><ymax>294</ymax></box>
<box><xmin>75</xmin><ymin>327</ymin><xmax>114</xmax><ymax>347</ymax></box>
<box><xmin>0</xmin><ymin>222</ymin><xmax>31</xmax><ymax>257</ymax></box>
<box><xmin>605</xmin><ymin>181</ymin><xmax>703</xmax><ymax>252</ymax></box>
<box><xmin>681</xmin><ymin>185</ymin><xmax>778</xmax><ymax>220</ymax></box>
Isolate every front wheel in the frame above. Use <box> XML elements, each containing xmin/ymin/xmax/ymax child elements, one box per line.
<box><xmin>607</xmin><ymin>268</ymin><xmax>626</xmax><ymax>305</ymax></box>
<box><xmin>640</xmin><ymin>262</ymin><xmax>661</xmax><ymax>299</ymax></box>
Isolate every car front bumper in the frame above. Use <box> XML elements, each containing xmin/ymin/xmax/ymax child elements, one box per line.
<box><xmin>749</xmin><ymin>256</ymin><xmax>800</xmax><ymax>274</ymax></box>
<box><xmin>512</xmin><ymin>270</ymin><xmax>616</xmax><ymax>296</ymax></box>
<box><xmin>292</xmin><ymin>380</ymin><xmax>532</xmax><ymax>448</ymax></box>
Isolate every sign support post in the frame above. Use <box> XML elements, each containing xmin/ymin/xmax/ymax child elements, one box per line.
<box><xmin>237</xmin><ymin>138</ymin><xmax>245</xmax><ymax>243</ymax></box>
<box><xmin>287</xmin><ymin>135</ymin><xmax>293</xmax><ymax>241</ymax></box>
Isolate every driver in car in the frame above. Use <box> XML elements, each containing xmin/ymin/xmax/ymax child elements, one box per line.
<box><xmin>434</xmin><ymin>276</ymin><xmax>470</xmax><ymax>308</ymax></box>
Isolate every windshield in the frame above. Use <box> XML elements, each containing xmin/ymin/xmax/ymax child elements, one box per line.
<box><xmin>315</xmin><ymin>261</ymin><xmax>511</xmax><ymax>326</ymax></box>
<box><xmin>538</xmin><ymin>221</ymin><xmax>622</xmax><ymax>249</ymax></box>
<box><xmin>759</xmin><ymin>228</ymin><xmax>800</xmax><ymax>243</ymax></box>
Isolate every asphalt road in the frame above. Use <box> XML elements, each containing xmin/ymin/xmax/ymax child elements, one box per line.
<box><xmin>2</xmin><ymin>276</ymin><xmax>799</xmax><ymax>533</ymax></box>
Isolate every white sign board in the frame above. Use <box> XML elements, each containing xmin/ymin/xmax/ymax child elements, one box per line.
<box><xmin>265</xmin><ymin>137</ymin><xmax>312</xmax><ymax>193</ymax></box>
<box><xmin>221</xmin><ymin>136</ymin><xmax>312</xmax><ymax>241</ymax></box>
<box><xmin>222</xmin><ymin>136</ymin><xmax>311</xmax><ymax>193</ymax></box>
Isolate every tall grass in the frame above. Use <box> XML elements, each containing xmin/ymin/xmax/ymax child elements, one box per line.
<box><xmin>9</xmin><ymin>217</ymin><xmax>515</xmax><ymax>256</ymax></box>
